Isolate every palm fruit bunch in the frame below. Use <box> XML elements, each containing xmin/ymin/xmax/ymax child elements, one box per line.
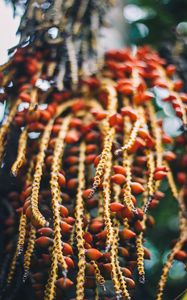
<box><xmin>0</xmin><ymin>1</ymin><xmax>186</xmax><ymax>300</ymax></box>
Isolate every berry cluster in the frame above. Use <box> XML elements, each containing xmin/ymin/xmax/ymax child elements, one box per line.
<box><xmin>0</xmin><ymin>45</ymin><xmax>186</xmax><ymax>300</ymax></box>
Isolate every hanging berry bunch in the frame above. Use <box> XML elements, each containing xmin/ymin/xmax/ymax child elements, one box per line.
<box><xmin>0</xmin><ymin>1</ymin><xmax>187</xmax><ymax>300</ymax></box>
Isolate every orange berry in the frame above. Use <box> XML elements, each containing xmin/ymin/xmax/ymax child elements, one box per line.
<box><xmin>68</xmin><ymin>146</ymin><xmax>79</xmax><ymax>154</ymax></box>
<box><xmin>86</xmin><ymin>248</ymin><xmax>103</xmax><ymax>260</ymax></box>
<box><xmin>164</xmin><ymin>151</ymin><xmax>176</xmax><ymax>161</ymax></box>
<box><xmin>60</xmin><ymin>221</ymin><xmax>72</xmax><ymax>234</ymax></box>
<box><xmin>26</xmin><ymin>110</ymin><xmax>40</xmax><ymax>123</ymax></box>
<box><xmin>59</xmin><ymin>205</ymin><xmax>69</xmax><ymax>217</ymax></box>
<box><xmin>32</xmin><ymin>283</ymin><xmax>43</xmax><ymax>291</ymax></box>
<box><xmin>14</xmin><ymin>116</ymin><xmax>24</xmax><ymax>126</ymax></box>
<box><xmin>121</xmin><ymin>207</ymin><xmax>134</xmax><ymax>220</ymax></box>
<box><xmin>94</xmin><ymin>155</ymin><xmax>100</xmax><ymax>167</ymax></box>
<box><xmin>141</xmin><ymin>91</ymin><xmax>154</xmax><ymax>102</ymax></box>
<box><xmin>118</xmin><ymin>84</ymin><xmax>134</xmax><ymax>95</ymax></box>
<box><xmin>109</xmin><ymin>113</ymin><xmax>123</xmax><ymax>127</ymax></box>
<box><xmin>177</xmin><ymin>172</ymin><xmax>186</xmax><ymax>185</ymax></box>
<box><xmin>146</xmin><ymin>215</ymin><xmax>155</xmax><ymax>227</ymax></box>
<box><xmin>181</xmin><ymin>93</ymin><xmax>187</xmax><ymax>103</ymax></box>
<box><xmin>155</xmin><ymin>191</ymin><xmax>165</xmax><ymax>200</ymax></box>
<box><xmin>154</xmin><ymin>166</ymin><xmax>168</xmax><ymax>172</ymax></box>
<box><xmin>96</xmin><ymin>230</ymin><xmax>107</xmax><ymax>240</ymax></box>
<box><xmin>134</xmin><ymin>176</ymin><xmax>146</xmax><ymax>185</ymax></box>
<box><xmin>121</xmin><ymin>267</ymin><xmax>132</xmax><ymax>277</ymax></box>
<box><xmin>86</xmin><ymin>144</ymin><xmax>97</xmax><ymax>154</ymax></box>
<box><xmin>65</xmin><ymin>130</ymin><xmax>80</xmax><ymax>144</ymax></box>
<box><xmin>48</xmin><ymin>138</ymin><xmax>56</xmax><ymax>149</ymax></box>
<box><xmin>84</xmin><ymin>232</ymin><xmax>93</xmax><ymax>244</ymax></box>
<box><xmin>68</xmin><ymin>165</ymin><xmax>78</xmax><ymax>174</ymax></box>
<box><xmin>84</xmin><ymin>278</ymin><xmax>95</xmax><ymax>289</ymax></box>
<box><xmin>63</xmin><ymin>217</ymin><xmax>75</xmax><ymax>225</ymax></box>
<box><xmin>174</xmin><ymin>250</ymin><xmax>187</xmax><ymax>261</ymax></box>
<box><xmin>120</xmin><ymin>228</ymin><xmax>136</xmax><ymax>240</ymax></box>
<box><xmin>67</xmin><ymin>178</ymin><xmax>78</xmax><ymax>190</ymax></box>
<box><xmin>69</xmin><ymin>118</ymin><xmax>82</xmax><ymax>128</ymax></box>
<box><xmin>85</xmin><ymin>242</ymin><xmax>92</xmax><ymax>249</ymax></box>
<box><xmin>19</xmin><ymin>92</ymin><xmax>31</xmax><ymax>103</ymax></box>
<box><xmin>28</xmin><ymin>122</ymin><xmax>44</xmax><ymax>132</ymax></box>
<box><xmin>87</xmin><ymin>198</ymin><xmax>98</xmax><ymax>208</ymax></box>
<box><xmin>65</xmin><ymin>156</ymin><xmax>79</xmax><ymax>165</ymax></box>
<box><xmin>89</xmin><ymin>221</ymin><xmax>104</xmax><ymax>233</ymax></box>
<box><xmin>136</xmin><ymin>156</ymin><xmax>147</xmax><ymax>165</ymax></box>
<box><xmin>144</xmin><ymin>248</ymin><xmax>151</xmax><ymax>259</ymax></box>
<box><xmin>85</xmin><ymin>154</ymin><xmax>97</xmax><ymax>165</ymax></box>
<box><xmin>37</xmin><ymin>227</ymin><xmax>53</xmax><ymax>237</ymax></box>
<box><xmin>103</xmin><ymin>263</ymin><xmax>112</xmax><ymax>274</ymax></box>
<box><xmin>136</xmin><ymin>208</ymin><xmax>144</xmax><ymax>220</ymax></box>
<box><xmin>86</xmin><ymin>263</ymin><xmax>95</xmax><ymax>276</ymax></box>
<box><xmin>113</xmin><ymin>165</ymin><xmax>126</xmax><ymax>175</ymax></box>
<box><xmin>149</xmin><ymin>199</ymin><xmax>159</xmax><ymax>208</ymax></box>
<box><xmin>111</xmin><ymin>174</ymin><xmax>126</xmax><ymax>185</ymax></box>
<box><xmin>121</xmin><ymin>106</ymin><xmax>138</xmax><ymax>122</ymax></box>
<box><xmin>45</xmin><ymin>155</ymin><xmax>53</xmax><ymax>167</ymax></box>
<box><xmin>166</xmin><ymin>64</ymin><xmax>176</xmax><ymax>76</ymax></box>
<box><xmin>63</xmin><ymin>243</ymin><xmax>73</xmax><ymax>255</ymax></box>
<box><xmin>56</xmin><ymin>277</ymin><xmax>74</xmax><ymax>289</ymax></box>
<box><xmin>72</xmin><ymin>99</ymin><xmax>85</xmax><ymax>113</ymax></box>
<box><xmin>154</xmin><ymin>171</ymin><xmax>167</xmax><ymax>180</ymax></box>
<box><xmin>47</xmin><ymin>103</ymin><xmax>57</xmax><ymax>115</ymax></box>
<box><xmin>134</xmin><ymin>220</ymin><xmax>144</xmax><ymax>233</ymax></box>
<box><xmin>52</xmin><ymin>124</ymin><xmax>61</xmax><ymax>135</ymax></box>
<box><xmin>64</xmin><ymin>257</ymin><xmax>74</xmax><ymax>269</ymax></box>
<box><xmin>173</xmin><ymin>79</ymin><xmax>183</xmax><ymax>91</ymax></box>
<box><xmin>118</xmin><ymin>247</ymin><xmax>129</xmax><ymax>258</ymax></box>
<box><xmin>35</xmin><ymin>236</ymin><xmax>53</xmax><ymax>248</ymax></box>
<box><xmin>162</xmin><ymin>134</ymin><xmax>173</xmax><ymax>144</ymax></box>
<box><xmin>32</xmin><ymin>272</ymin><xmax>44</xmax><ymax>282</ymax></box>
<box><xmin>53</xmin><ymin>92</ymin><xmax>62</xmax><ymax>103</ymax></box>
<box><xmin>131</xmin><ymin>182</ymin><xmax>145</xmax><ymax>194</ymax></box>
<box><xmin>83</xmin><ymin>189</ymin><xmax>94</xmax><ymax>199</ymax></box>
<box><xmin>40</xmin><ymin>110</ymin><xmax>51</xmax><ymax>122</ymax></box>
<box><xmin>175</xmin><ymin>107</ymin><xmax>183</xmax><ymax>118</ymax></box>
<box><xmin>92</xmin><ymin>110</ymin><xmax>108</xmax><ymax>121</ymax></box>
<box><xmin>58</xmin><ymin>173</ymin><xmax>66</xmax><ymax>187</ymax></box>
<box><xmin>126</xmin><ymin>277</ymin><xmax>136</xmax><ymax>289</ymax></box>
<box><xmin>19</xmin><ymin>84</ymin><xmax>31</xmax><ymax>93</ymax></box>
<box><xmin>138</xmin><ymin>128</ymin><xmax>150</xmax><ymax>140</ymax></box>
<box><xmin>110</xmin><ymin>202</ymin><xmax>124</xmax><ymax>212</ymax></box>
<box><xmin>25</xmin><ymin>206</ymin><xmax>32</xmax><ymax>219</ymax></box>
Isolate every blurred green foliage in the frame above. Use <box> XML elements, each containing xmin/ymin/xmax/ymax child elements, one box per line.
<box><xmin>124</xmin><ymin>0</ymin><xmax>187</xmax><ymax>47</ymax></box>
